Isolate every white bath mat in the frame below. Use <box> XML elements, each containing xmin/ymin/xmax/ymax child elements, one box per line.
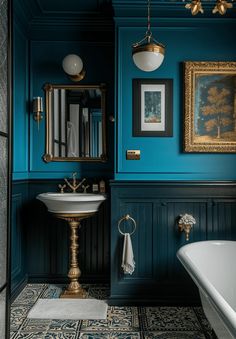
<box><xmin>27</xmin><ymin>298</ymin><xmax>108</xmax><ymax>320</ymax></box>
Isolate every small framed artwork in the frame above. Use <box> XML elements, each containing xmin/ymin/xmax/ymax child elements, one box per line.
<box><xmin>184</xmin><ymin>61</ymin><xmax>236</xmax><ymax>153</ymax></box>
<box><xmin>133</xmin><ymin>78</ymin><xmax>173</xmax><ymax>137</ymax></box>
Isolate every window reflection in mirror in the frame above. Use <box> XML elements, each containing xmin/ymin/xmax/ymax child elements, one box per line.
<box><xmin>43</xmin><ymin>84</ymin><xmax>107</xmax><ymax>162</ymax></box>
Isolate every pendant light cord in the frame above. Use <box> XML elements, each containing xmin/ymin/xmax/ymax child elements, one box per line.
<box><xmin>147</xmin><ymin>0</ymin><xmax>152</xmax><ymax>41</ymax></box>
<box><xmin>132</xmin><ymin>0</ymin><xmax>165</xmax><ymax>49</ymax></box>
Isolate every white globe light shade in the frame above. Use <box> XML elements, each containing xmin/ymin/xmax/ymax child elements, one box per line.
<box><xmin>133</xmin><ymin>51</ymin><xmax>164</xmax><ymax>72</ymax></box>
<box><xmin>133</xmin><ymin>50</ymin><xmax>164</xmax><ymax>72</ymax></box>
<box><xmin>132</xmin><ymin>42</ymin><xmax>165</xmax><ymax>72</ymax></box>
<box><xmin>62</xmin><ymin>54</ymin><xmax>83</xmax><ymax>76</ymax></box>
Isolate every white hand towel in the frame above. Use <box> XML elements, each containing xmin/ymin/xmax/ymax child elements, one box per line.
<box><xmin>121</xmin><ymin>233</ymin><xmax>135</xmax><ymax>274</ymax></box>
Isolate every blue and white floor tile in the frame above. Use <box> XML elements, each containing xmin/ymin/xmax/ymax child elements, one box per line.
<box><xmin>10</xmin><ymin>284</ymin><xmax>215</xmax><ymax>339</ymax></box>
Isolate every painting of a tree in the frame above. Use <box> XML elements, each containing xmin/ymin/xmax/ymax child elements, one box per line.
<box><xmin>184</xmin><ymin>61</ymin><xmax>236</xmax><ymax>152</ymax></box>
<box><xmin>144</xmin><ymin>91</ymin><xmax>161</xmax><ymax>123</ymax></box>
<box><xmin>201</xmin><ymin>86</ymin><xmax>233</xmax><ymax>139</ymax></box>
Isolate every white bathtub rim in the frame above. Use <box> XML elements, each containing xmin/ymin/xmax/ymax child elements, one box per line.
<box><xmin>177</xmin><ymin>240</ymin><xmax>236</xmax><ymax>337</ymax></box>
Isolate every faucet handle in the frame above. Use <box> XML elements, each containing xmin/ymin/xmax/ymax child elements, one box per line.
<box><xmin>72</xmin><ymin>172</ymin><xmax>77</xmax><ymax>179</ymax></box>
<box><xmin>82</xmin><ymin>184</ymin><xmax>90</xmax><ymax>193</ymax></box>
<box><xmin>58</xmin><ymin>184</ymin><xmax>66</xmax><ymax>193</ymax></box>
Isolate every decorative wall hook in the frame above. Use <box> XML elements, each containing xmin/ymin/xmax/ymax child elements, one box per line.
<box><xmin>178</xmin><ymin>213</ymin><xmax>196</xmax><ymax>241</ymax></box>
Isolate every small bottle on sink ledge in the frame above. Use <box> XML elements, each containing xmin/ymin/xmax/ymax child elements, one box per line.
<box><xmin>99</xmin><ymin>179</ymin><xmax>106</xmax><ymax>194</ymax></box>
<box><xmin>92</xmin><ymin>181</ymin><xmax>99</xmax><ymax>193</ymax></box>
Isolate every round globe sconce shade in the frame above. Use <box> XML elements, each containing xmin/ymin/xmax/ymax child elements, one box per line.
<box><xmin>62</xmin><ymin>54</ymin><xmax>85</xmax><ymax>81</ymax></box>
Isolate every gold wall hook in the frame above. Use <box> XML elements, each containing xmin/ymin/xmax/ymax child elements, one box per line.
<box><xmin>178</xmin><ymin>214</ymin><xmax>196</xmax><ymax>241</ymax></box>
<box><xmin>178</xmin><ymin>223</ymin><xmax>192</xmax><ymax>241</ymax></box>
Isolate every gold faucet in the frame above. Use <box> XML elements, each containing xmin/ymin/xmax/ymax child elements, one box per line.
<box><xmin>58</xmin><ymin>184</ymin><xmax>66</xmax><ymax>193</ymax></box>
<box><xmin>64</xmin><ymin>172</ymin><xmax>86</xmax><ymax>193</ymax></box>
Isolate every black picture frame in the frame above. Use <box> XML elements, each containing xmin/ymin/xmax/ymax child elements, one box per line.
<box><xmin>133</xmin><ymin>78</ymin><xmax>173</xmax><ymax>137</ymax></box>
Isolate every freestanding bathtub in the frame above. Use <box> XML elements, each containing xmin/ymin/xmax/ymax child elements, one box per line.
<box><xmin>177</xmin><ymin>241</ymin><xmax>236</xmax><ymax>339</ymax></box>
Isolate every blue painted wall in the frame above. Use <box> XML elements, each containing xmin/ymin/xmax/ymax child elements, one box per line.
<box><xmin>13</xmin><ymin>19</ymin><xmax>29</xmax><ymax>180</ymax></box>
<box><xmin>12</xmin><ymin>0</ymin><xmax>114</xmax><ymax>180</ymax></box>
<box><xmin>115</xmin><ymin>20</ymin><xmax>236</xmax><ymax>180</ymax></box>
<box><xmin>12</xmin><ymin>1</ymin><xmax>236</xmax><ymax>181</ymax></box>
<box><xmin>29</xmin><ymin>40</ymin><xmax>114</xmax><ymax>179</ymax></box>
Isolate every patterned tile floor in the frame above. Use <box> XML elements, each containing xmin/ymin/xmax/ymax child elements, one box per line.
<box><xmin>10</xmin><ymin>284</ymin><xmax>215</xmax><ymax>339</ymax></box>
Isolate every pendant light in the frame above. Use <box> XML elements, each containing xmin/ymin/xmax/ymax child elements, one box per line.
<box><xmin>132</xmin><ymin>0</ymin><xmax>165</xmax><ymax>72</ymax></box>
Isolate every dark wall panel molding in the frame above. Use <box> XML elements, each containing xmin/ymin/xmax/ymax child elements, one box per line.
<box><xmin>11</xmin><ymin>179</ymin><xmax>110</xmax><ymax>292</ymax></box>
<box><xmin>11</xmin><ymin>183</ymin><xmax>29</xmax><ymax>297</ymax></box>
<box><xmin>12</xmin><ymin>179</ymin><xmax>236</xmax><ymax>303</ymax></box>
<box><xmin>110</xmin><ymin>180</ymin><xmax>236</xmax><ymax>304</ymax></box>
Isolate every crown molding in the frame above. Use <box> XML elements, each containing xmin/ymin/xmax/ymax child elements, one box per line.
<box><xmin>114</xmin><ymin>16</ymin><xmax>236</xmax><ymax>27</ymax></box>
<box><xmin>35</xmin><ymin>0</ymin><xmax>113</xmax><ymax>16</ymax></box>
<box><xmin>30</xmin><ymin>15</ymin><xmax>114</xmax><ymax>29</ymax></box>
<box><xmin>112</xmin><ymin>0</ymin><xmax>236</xmax><ymax>19</ymax></box>
<box><xmin>13</xmin><ymin>0</ymin><xmax>42</xmax><ymax>26</ymax></box>
<box><xmin>13</xmin><ymin>0</ymin><xmax>114</xmax><ymax>33</ymax></box>
<box><xmin>13</xmin><ymin>0</ymin><xmax>236</xmax><ymax>35</ymax></box>
<box><xmin>28</xmin><ymin>15</ymin><xmax>114</xmax><ymax>41</ymax></box>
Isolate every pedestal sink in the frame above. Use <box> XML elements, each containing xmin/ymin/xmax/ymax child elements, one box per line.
<box><xmin>37</xmin><ymin>192</ymin><xmax>106</xmax><ymax>298</ymax></box>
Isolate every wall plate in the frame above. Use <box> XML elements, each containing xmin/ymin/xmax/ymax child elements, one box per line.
<box><xmin>126</xmin><ymin>150</ymin><xmax>140</xmax><ymax>160</ymax></box>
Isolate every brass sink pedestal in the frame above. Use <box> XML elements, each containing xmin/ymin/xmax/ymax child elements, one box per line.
<box><xmin>55</xmin><ymin>212</ymin><xmax>95</xmax><ymax>298</ymax></box>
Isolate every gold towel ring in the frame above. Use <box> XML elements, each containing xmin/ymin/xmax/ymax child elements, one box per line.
<box><xmin>118</xmin><ymin>214</ymin><xmax>136</xmax><ymax>236</ymax></box>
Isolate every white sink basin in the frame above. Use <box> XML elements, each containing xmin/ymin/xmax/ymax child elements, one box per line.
<box><xmin>37</xmin><ymin>192</ymin><xmax>106</xmax><ymax>214</ymax></box>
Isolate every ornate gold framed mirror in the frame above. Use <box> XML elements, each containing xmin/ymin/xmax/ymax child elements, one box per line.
<box><xmin>43</xmin><ymin>83</ymin><xmax>107</xmax><ymax>162</ymax></box>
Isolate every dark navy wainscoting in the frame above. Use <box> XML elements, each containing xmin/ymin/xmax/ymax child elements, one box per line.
<box><xmin>110</xmin><ymin>181</ymin><xmax>236</xmax><ymax>305</ymax></box>
<box><xmin>11</xmin><ymin>180</ymin><xmax>110</xmax><ymax>297</ymax></box>
<box><xmin>11</xmin><ymin>182</ymin><xmax>28</xmax><ymax>299</ymax></box>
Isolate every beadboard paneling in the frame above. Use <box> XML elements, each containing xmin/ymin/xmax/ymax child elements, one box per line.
<box><xmin>110</xmin><ymin>181</ymin><xmax>236</xmax><ymax>304</ymax></box>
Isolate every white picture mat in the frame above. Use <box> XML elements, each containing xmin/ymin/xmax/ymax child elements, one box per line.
<box><xmin>141</xmin><ymin>84</ymin><xmax>165</xmax><ymax>131</ymax></box>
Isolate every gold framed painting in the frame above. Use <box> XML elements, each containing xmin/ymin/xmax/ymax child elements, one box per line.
<box><xmin>184</xmin><ymin>61</ymin><xmax>236</xmax><ymax>153</ymax></box>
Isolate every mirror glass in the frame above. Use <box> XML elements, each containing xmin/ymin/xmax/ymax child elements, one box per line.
<box><xmin>43</xmin><ymin>84</ymin><xmax>107</xmax><ymax>162</ymax></box>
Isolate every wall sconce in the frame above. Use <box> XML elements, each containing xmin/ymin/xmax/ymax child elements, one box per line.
<box><xmin>62</xmin><ymin>54</ymin><xmax>86</xmax><ymax>81</ymax></box>
<box><xmin>32</xmin><ymin>96</ymin><xmax>43</xmax><ymax>131</ymax></box>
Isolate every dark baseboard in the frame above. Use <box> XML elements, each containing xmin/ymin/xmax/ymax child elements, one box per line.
<box><xmin>108</xmin><ymin>296</ymin><xmax>201</xmax><ymax>306</ymax></box>
<box><xmin>28</xmin><ymin>275</ymin><xmax>110</xmax><ymax>285</ymax></box>
<box><xmin>10</xmin><ymin>275</ymin><xmax>28</xmax><ymax>303</ymax></box>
